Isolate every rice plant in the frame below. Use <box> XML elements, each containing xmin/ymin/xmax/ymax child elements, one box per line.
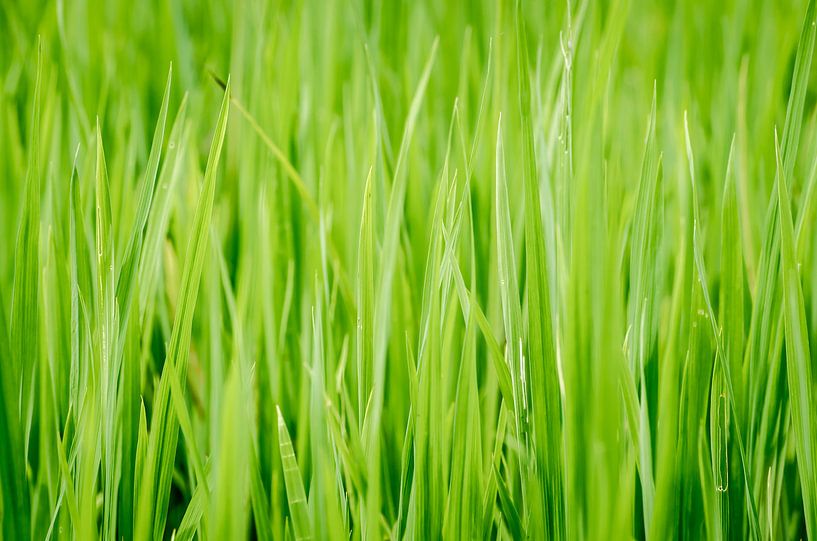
<box><xmin>2</xmin><ymin>0</ymin><xmax>817</xmax><ymax>538</ymax></box>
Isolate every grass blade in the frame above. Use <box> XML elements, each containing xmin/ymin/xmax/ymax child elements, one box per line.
<box><xmin>277</xmin><ymin>406</ymin><xmax>312</xmax><ymax>541</ymax></box>
<box><xmin>776</xmin><ymin>131</ymin><xmax>817</xmax><ymax>538</ymax></box>
<box><xmin>135</xmin><ymin>79</ymin><xmax>230</xmax><ymax>541</ymax></box>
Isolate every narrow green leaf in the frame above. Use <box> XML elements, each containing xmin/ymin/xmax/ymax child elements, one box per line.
<box><xmin>135</xmin><ymin>79</ymin><xmax>231</xmax><ymax>541</ymax></box>
<box><xmin>277</xmin><ymin>406</ymin><xmax>312</xmax><ymax>541</ymax></box>
<box><xmin>517</xmin><ymin>6</ymin><xmax>565</xmax><ymax>537</ymax></box>
<box><xmin>776</xmin><ymin>131</ymin><xmax>817</xmax><ymax>538</ymax></box>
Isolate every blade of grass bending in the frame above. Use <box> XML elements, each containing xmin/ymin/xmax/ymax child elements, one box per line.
<box><xmin>135</xmin><ymin>79</ymin><xmax>231</xmax><ymax>541</ymax></box>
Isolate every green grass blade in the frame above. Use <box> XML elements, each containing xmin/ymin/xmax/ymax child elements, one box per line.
<box><xmin>516</xmin><ymin>6</ymin><xmax>566</xmax><ymax>538</ymax></box>
<box><xmin>135</xmin><ymin>79</ymin><xmax>230</xmax><ymax>541</ymax></box>
<box><xmin>94</xmin><ymin>116</ymin><xmax>120</xmax><ymax>541</ymax></box>
<box><xmin>494</xmin><ymin>115</ymin><xmax>527</xmax><ymax>466</ymax></box>
<box><xmin>10</xmin><ymin>45</ymin><xmax>42</xmax><ymax>509</ymax></box>
<box><xmin>277</xmin><ymin>406</ymin><xmax>312</xmax><ymax>541</ymax></box>
<box><xmin>686</xmin><ymin>114</ymin><xmax>761</xmax><ymax>539</ymax></box>
<box><xmin>776</xmin><ymin>131</ymin><xmax>817</xmax><ymax>538</ymax></box>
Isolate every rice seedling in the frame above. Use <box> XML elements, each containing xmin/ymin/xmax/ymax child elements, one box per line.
<box><xmin>2</xmin><ymin>0</ymin><xmax>817</xmax><ymax>539</ymax></box>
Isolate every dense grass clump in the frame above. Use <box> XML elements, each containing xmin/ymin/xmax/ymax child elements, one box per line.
<box><xmin>3</xmin><ymin>0</ymin><xmax>817</xmax><ymax>539</ymax></box>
